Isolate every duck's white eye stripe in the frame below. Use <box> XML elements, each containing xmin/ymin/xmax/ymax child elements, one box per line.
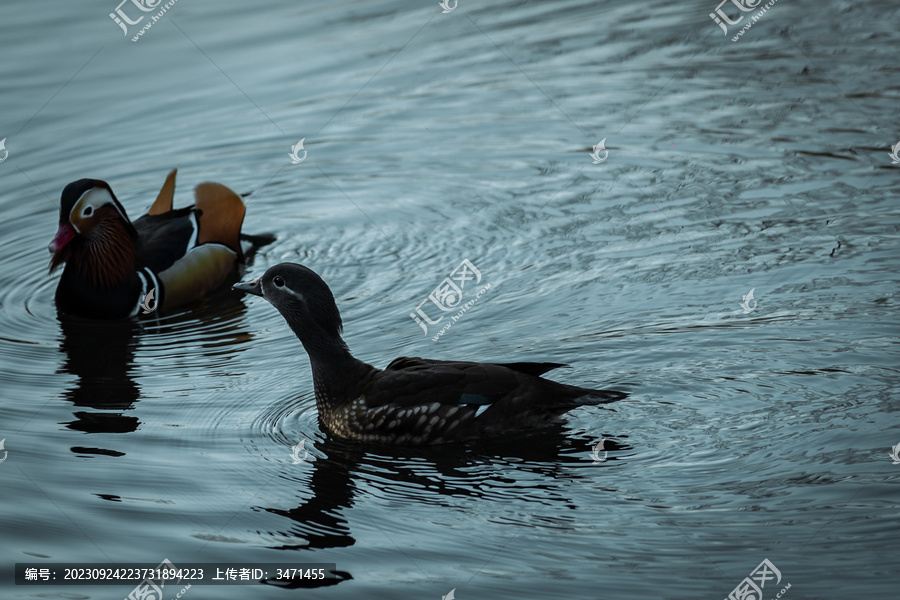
<box><xmin>74</xmin><ymin>187</ymin><xmax>126</xmax><ymax>223</ymax></box>
<box><xmin>284</xmin><ymin>286</ymin><xmax>306</xmax><ymax>302</ymax></box>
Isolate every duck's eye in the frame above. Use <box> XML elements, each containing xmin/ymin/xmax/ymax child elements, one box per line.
<box><xmin>273</xmin><ymin>276</ymin><xmax>285</xmax><ymax>288</ymax></box>
<box><xmin>83</xmin><ymin>206</ymin><xmax>93</xmax><ymax>217</ymax></box>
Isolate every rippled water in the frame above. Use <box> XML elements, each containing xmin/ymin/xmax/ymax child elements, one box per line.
<box><xmin>1</xmin><ymin>0</ymin><xmax>898</xmax><ymax>598</ymax></box>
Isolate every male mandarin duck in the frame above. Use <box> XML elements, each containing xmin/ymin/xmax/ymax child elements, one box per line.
<box><xmin>233</xmin><ymin>263</ymin><xmax>626</xmax><ymax>445</ymax></box>
<box><xmin>49</xmin><ymin>169</ymin><xmax>261</xmax><ymax>319</ymax></box>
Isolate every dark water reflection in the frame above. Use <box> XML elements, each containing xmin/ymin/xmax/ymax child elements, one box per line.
<box><xmin>57</xmin><ymin>282</ymin><xmax>251</xmax><ymax>448</ymax></box>
<box><xmin>260</xmin><ymin>425</ymin><xmax>633</xmax><ymax>552</ymax></box>
<box><xmin>59</xmin><ymin>317</ymin><xmax>142</xmax><ymax>438</ymax></box>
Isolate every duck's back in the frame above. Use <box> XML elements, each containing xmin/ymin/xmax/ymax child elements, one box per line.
<box><xmin>322</xmin><ymin>357</ymin><xmax>624</xmax><ymax>445</ymax></box>
<box><xmin>133</xmin><ymin>207</ymin><xmax>196</xmax><ymax>272</ymax></box>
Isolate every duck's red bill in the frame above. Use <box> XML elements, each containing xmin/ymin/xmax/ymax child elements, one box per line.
<box><xmin>49</xmin><ymin>223</ymin><xmax>76</xmax><ymax>253</ymax></box>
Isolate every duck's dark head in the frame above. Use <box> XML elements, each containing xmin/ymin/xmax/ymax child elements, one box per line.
<box><xmin>49</xmin><ymin>179</ymin><xmax>138</xmax><ymax>285</ymax></box>
<box><xmin>234</xmin><ymin>263</ymin><xmax>344</xmax><ymax>351</ymax></box>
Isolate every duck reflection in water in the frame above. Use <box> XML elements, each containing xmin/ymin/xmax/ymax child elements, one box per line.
<box><xmin>56</xmin><ymin>282</ymin><xmax>252</xmax><ymax>456</ymax></box>
<box><xmin>257</xmin><ymin>416</ymin><xmax>629</xmax><ymax>566</ymax></box>
<box><xmin>58</xmin><ymin>316</ymin><xmax>142</xmax><ymax>447</ymax></box>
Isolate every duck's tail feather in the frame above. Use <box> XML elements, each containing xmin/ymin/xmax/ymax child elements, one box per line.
<box><xmin>239</xmin><ymin>232</ymin><xmax>277</xmax><ymax>246</ymax></box>
<box><xmin>568</xmin><ymin>387</ymin><xmax>628</xmax><ymax>406</ymax></box>
<box><xmin>498</xmin><ymin>361</ymin><xmax>569</xmax><ymax>377</ymax></box>
<box><xmin>239</xmin><ymin>232</ymin><xmax>276</xmax><ymax>263</ymax></box>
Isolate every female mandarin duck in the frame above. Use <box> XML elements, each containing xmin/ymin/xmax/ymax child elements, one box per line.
<box><xmin>234</xmin><ymin>263</ymin><xmax>626</xmax><ymax>445</ymax></box>
<box><xmin>49</xmin><ymin>169</ymin><xmax>255</xmax><ymax>319</ymax></box>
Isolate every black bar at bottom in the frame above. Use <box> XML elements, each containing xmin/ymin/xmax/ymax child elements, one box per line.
<box><xmin>15</xmin><ymin>563</ymin><xmax>337</xmax><ymax>585</ymax></box>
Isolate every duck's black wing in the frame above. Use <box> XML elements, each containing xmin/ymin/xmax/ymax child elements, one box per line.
<box><xmin>385</xmin><ymin>356</ymin><xmax>568</xmax><ymax>376</ymax></box>
<box><xmin>378</xmin><ymin>358</ymin><xmax>526</xmax><ymax>407</ymax></box>
<box><xmin>375</xmin><ymin>356</ymin><xmax>620</xmax><ymax>414</ymax></box>
<box><xmin>133</xmin><ymin>207</ymin><xmax>196</xmax><ymax>273</ymax></box>
<box><xmin>351</xmin><ymin>357</ymin><xmax>622</xmax><ymax>444</ymax></box>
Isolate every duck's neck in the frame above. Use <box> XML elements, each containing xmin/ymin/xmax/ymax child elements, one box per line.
<box><xmin>296</xmin><ymin>327</ymin><xmax>377</xmax><ymax>409</ymax></box>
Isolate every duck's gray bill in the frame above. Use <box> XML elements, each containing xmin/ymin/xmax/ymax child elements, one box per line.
<box><xmin>233</xmin><ymin>279</ymin><xmax>263</xmax><ymax>296</ymax></box>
